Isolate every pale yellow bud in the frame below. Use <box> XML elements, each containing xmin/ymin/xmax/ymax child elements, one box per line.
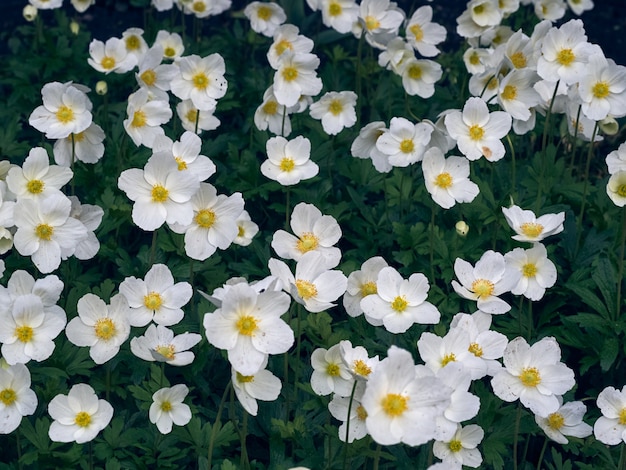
<box><xmin>23</xmin><ymin>5</ymin><xmax>38</xmax><ymax>22</ymax></box>
<box><xmin>70</xmin><ymin>21</ymin><xmax>80</xmax><ymax>35</ymax></box>
<box><xmin>456</xmin><ymin>221</ymin><xmax>469</xmax><ymax>237</ymax></box>
<box><xmin>600</xmin><ymin>116</ymin><xmax>619</xmax><ymax>136</ymax></box>
<box><xmin>95</xmin><ymin>81</ymin><xmax>108</xmax><ymax>95</ymax></box>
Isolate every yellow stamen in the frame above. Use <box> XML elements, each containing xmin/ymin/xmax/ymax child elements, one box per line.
<box><xmin>56</xmin><ymin>105</ymin><xmax>74</xmax><ymax>124</ymax></box>
<box><xmin>296</xmin><ymin>233</ymin><xmax>318</xmax><ymax>253</ymax></box>
<box><xmin>35</xmin><ymin>224</ymin><xmax>54</xmax><ymax>241</ymax></box>
<box><xmin>74</xmin><ymin>411</ymin><xmax>92</xmax><ymax>427</ymax></box>
<box><xmin>94</xmin><ymin>318</ymin><xmax>116</xmax><ymax>341</ymax></box>
<box><xmin>151</xmin><ymin>185</ymin><xmax>169</xmax><ymax>203</ymax></box>
<box><xmin>471</xmin><ymin>279</ymin><xmax>494</xmax><ymax>298</ymax></box>
<box><xmin>144</xmin><ymin>292</ymin><xmax>163</xmax><ymax>310</ymax></box>
<box><xmin>519</xmin><ymin>367</ymin><xmax>541</xmax><ymax>387</ymax></box>
<box><xmin>391</xmin><ymin>296</ymin><xmax>408</xmax><ymax>312</ymax></box>
<box><xmin>381</xmin><ymin>393</ymin><xmax>408</xmax><ymax>417</ymax></box>
<box><xmin>295</xmin><ymin>279</ymin><xmax>317</xmax><ymax>300</ymax></box>
<box><xmin>236</xmin><ymin>315</ymin><xmax>258</xmax><ymax>336</ymax></box>
<box><xmin>435</xmin><ymin>172</ymin><xmax>453</xmax><ymax>189</ymax></box>
<box><xmin>520</xmin><ymin>222</ymin><xmax>543</xmax><ymax>238</ymax></box>
<box><xmin>195</xmin><ymin>209</ymin><xmax>216</xmax><ymax>228</ymax></box>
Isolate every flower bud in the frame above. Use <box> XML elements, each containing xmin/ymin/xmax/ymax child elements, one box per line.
<box><xmin>95</xmin><ymin>81</ymin><xmax>108</xmax><ymax>95</ymax></box>
<box><xmin>600</xmin><ymin>116</ymin><xmax>619</xmax><ymax>136</ymax></box>
<box><xmin>455</xmin><ymin>221</ymin><xmax>469</xmax><ymax>237</ymax></box>
<box><xmin>70</xmin><ymin>20</ymin><xmax>80</xmax><ymax>35</ymax></box>
<box><xmin>23</xmin><ymin>5</ymin><xmax>38</xmax><ymax>22</ymax></box>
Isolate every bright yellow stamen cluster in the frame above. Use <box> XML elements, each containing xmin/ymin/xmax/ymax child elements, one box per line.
<box><xmin>501</xmin><ymin>84</ymin><xmax>518</xmax><ymax>101</ymax></box>
<box><xmin>441</xmin><ymin>353</ymin><xmax>456</xmax><ymax>367</ymax></box>
<box><xmin>151</xmin><ymin>185</ymin><xmax>169</xmax><ymax>203</ymax></box>
<box><xmin>520</xmin><ymin>222</ymin><xmax>543</xmax><ymax>238</ymax></box>
<box><xmin>326</xmin><ymin>363</ymin><xmax>340</xmax><ymax>376</ymax></box>
<box><xmin>296</xmin><ymin>233</ymin><xmax>319</xmax><ymax>253</ymax></box>
<box><xmin>193</xmin><ymin>73</ymin><xmax>209</xmax><ymax>90</ymax></box>
<box><xmin>282</xmin><ymin>67</ymin><xmax>299</xmax><ymax>82</ymax></box>
<box><xmin>469</xmin><ymin>342</ymin><xmax>483</xmax><ymax>357</ymax></box>
<box><xmin>547</xmin><ymin>412</ymin><xmax>565</xmax><ymax>430</ymax></box>
<box><xmin>619</xmin><ymin>408</ymin><xmax>626</xmax><ymax>425</ymax></box>
<box><xmin>155</xmin><ymin>344</ymin><xmax>176</xmax><ymax>360</ymax></box>
<box><xmin>274</xmin><ymin>39</ymin><xmax>293</xmax><ymax>56</ymax></box>
<box><xmin>328</xmin><ymin>99</ymin><xmax>343</xmax><ymax>116</ymax></box>
<box><xmin>364</xmin><ymin>16</ymin><xmax>380</xmax><ymax>31</ymax></box>
<box><xmin>56</xmin><ymin>105</ymin><xmax>74</xmax><ymax>124</ymax></box>
<box><xmin>94</xmin><ymin>318</ymin><xmax>117</xmax><ymax>341</ymax></box>
<box><xmin>160</xmin><ymin>400</ymin><xmax>173</xmax><ymax>412</ymax></box>
<box><xmin>353</xmin><ymin>359</ymin><xmax>372</xmax><ymax>377</ymax></box>
<box><xmin>236</xmin><ymin>372</ymin><xmax>255</xmax><ymax>383</ymax></box>
<box><xmin>519</xmin><ymin>367</ymin><xmax>541</xmax><ymax>387</ymax></box>
<box><xmin>256</xmin><ymin>5</ymin><xmax>272</xmax><ymax>20</ymax></box>
<box><xmin>175</xmin><ymin>157</ymin><xmax>188</xmax><ymax>171</ymax></box>
<box><xmin>280</xmin><ymin>158</ymin><xmax>295</xmax><ymax>172</ymax></box>
<box><xmin>510</xmin><ymin>52</ymin><xmax>527</xmax><ymax>69</ymax></box>
<box><xmin>74</xmin><ymin>411</ymin><xmax>92</xmax><ymax>427</ymax></box>
<box><xmin>144</xmin><ymin>292</ymin><xmax>163</xmax><ymax>310</ymax></box>
<box><xmin>15</xmin><ymin>325</ymin><xmax>33</xmax><ymax>343</ymax></box>
<box><xmin>296</xmin><ymin>279</ymin><xmax>318</xmax><ymax>300</ymax></box>
<box><xmin>125</xmin><ymin>35</ymin><xmax>141</xmax><ymax>51</ymax></box>
<box><xmin>131</xmin><ymin>110</ymin><xmax>147</xmax><ymax>128</ymax></box>
<box><xmin>360</xmin><ymin>281</ymin><xmax>377</xmax><ymax>297</ymax></box>
<box><xmin>592</xmin><ymin>82</ymin><xmax>610</xmax><ymax>99</ymax></box>
<box><xmin>435</xmin><ymin>172</ymin><xmax>453</xmax><ymax>189</ymax></box>
<box><xmin>192</xmin><ymin>1</ymin><xmax>205</xmax><ymax>13</ymax></box>
<box><xmin>140</xmin><ymin>69</ymin><xmax>157</xmax><ymax>86</ymax></box>
<box><xmin>408</xmin><ymin>65</ymin><xmax>422</xmax><ymax>80</ymax></box>
<box><xmin>195</xmin><ymin>209</ymin><xmax>216</xmax><ymax>228</ymax></box>
<box><xmin>449</xmin><ymin>439</ymin><xmax>463</xmax><ymax>452</ymax></box>
<box><xmin>469</xmin><ymin>124</ymin><xmax>485</xmax><ymax>141</ymax></box>
<box><xmin>471</xmin><ymin>279</ymin><xmax>494</xmax><ymax>298</ymax></box>
<box><xmin>263</xmin><ymin>100</ymin><xmax>278</xmax><ymax>115</ymax></box>
<box><xmin>556</xmin><ymin>48</ymin><xmax>575</xmax><ymax>66</ymax></box>
<box><xmin>618</xmin><ymin>185</ymin><xmax>626</xmax><ymax>198</ymax></box>
<box><xmin>381</xmin><ymin>393</ymin><xmax>408</xmax><ymax>417</ymax></box>
<box><xmin>27</xmin><ymin>179</ymin><xmax>44</xmax><ymax>194</ymax></box>
<box><xmin>409</xmin><ymin>24</ymin><xmax>424</xmax><ymax>42</ymax></box>
<box><xmin>522</xmin><ymin>263</ymin><xmax>538</xmax><ymax>278</ymax></box>
<box><xmin>399</xmin><ymin>139</ymin><xmax>414</xmax><ymax>154</ymax></box>
<box><xmin>101</xmin><ymin>56</ymin><xmax>116</xmax><ymax>70</ymax></box>
<box><xmin>236</xmin><ymin>315</ymin><xmax>258</xmax><ymax>336</ymax></box>
<box><xmin>35</xmin><ymin>224</ymin><xmax>54</xmax><ymax>241</ymax></box>
<box><xmin>328</xmin><ymin>2</ymin><xmax>342</xmax><ymax>16</ymax></box>
<box><xmin>0</xmin><ymin>388</ymin><xmax>17</xmax><ymax>406</ymax></box>
<box><xmin>391</xmin><ymin>296</ymin><xmax>408</xmax><ymax>313</ymax></box>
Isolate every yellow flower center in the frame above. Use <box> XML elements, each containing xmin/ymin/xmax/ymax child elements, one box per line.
<box><xmin>164</xmin><ymin>47</ymin><xmax>176</xmax><ymax>58</ymax></box>
<box><xmin>618</xmin><ymin>185</ymin><xmax>626</xmax><ymax>198</ymax></box>
<box><xmin>407</xmin><ymin>64</ymin><xmax>422</xmax><ymax>80</ymax></box>
<box><xmin>192</xmin><ymin>73</ymin><xmax>209</xmax><ymax>90</ymax></box>
<box><xmin>353</xmin><ymin>359</ymin><xmax>372</xmax><ymax>377</ymax></box>
<box><xmin>296</xmin><ymin>233</ymin><xmax>319</xmax><ymax>253</ymax></box>
<box><xmin>280</xmin><ymin>158</ymin><xmax>295</xmax><ymax>172</ymax></box>
<box><xmin>449</xmin><ymin>439</ymin><xmax>463</xmax><ymax>452</ymax></box>
<box><xmin>0</xmin><ymin>388</ymin><xmax>17</xmax><ymax>406</ymax></box>
<box><xmin>469</xmin><ymin>51</ymin><xmax>480</xmax><ymax>66</ymax></box>
<box><xmin>364</xmin><ymin>15</ymin><xmax>380</xmax><ymax>31</ymax></box>
<box><xmin>519</xmin><ymin>367</ymin><xmax>541</xmax><ymax>387</ymax></box>
<box><xmin>274</xmin><ymin>39</ymin><xmax>293</xmax><ymax>56</ymax></box>
<box><xmin>94</xmin><ymin>318</ymin><xmax>116</xmax><ymax>341</ymax></box>
<box><xmin>160</xmin><ymin>400</ymin><xmax>172</xmax><ymax>412</ymax></box>
<box><xmin>360</xmin><ymin>281</ymin><xmax>377</xmax><ymax>297</ymax></box>
<box><xmin>186</xmin><ymin>109</ymin><xmax>199</xmax><ymax>124</ymax></box>
<box><xmin>125</xmin><ymin>35</ymin><xmax>141</xmax><ymax>51</ymax></box>
<box><xmin>35</xmin><ymin>223</ymin><xmax>54</xmax><ymax>241</ymax></box>
<box><xmin>619</xmin><ymin>408</ymin><xmax>626</xmax><ymax>425</ymax></box>
<box><xmin>140</xmin><ymin>69</ymin><xmax>157</xmax><ymax>86</ymax></box>
<box><xmin>520</xmin><ymin>222</ymin><xmax>543</xmax><ymax>238</ymax></box>
<box><xmin>236</xmin><ymin>372</ymin><xmax>255</xmax><ymax>383</ymax></box>
<box><xmin>262</xmin><ymin>100</ymin><xmax>278</xmax><ymax>115</ymax></box>
<box><xmin>399</xmin><ymin>138</ymin><xmax>414</xmax><ymax>154</ymax></box>
<box><xmin>356</xmin><ymin>405</ymin><xmax>368</xmax><ymax>421</ymax></box>
<box><xmin>192</xmin><ymin>1</ymin><xmax>205</xmax><ymax>13</ymax></box>
<box><xmin>282</xmin><ymin>66</ymin><xmax>299</xmax><ymax>82</ymax></box>
<box><xmin>510</xmin><ymin>51</ymin><xmax>527</xmax><ymax>69</ymax></box>
<box><xmin>73</xmin><ymin>131</ymin><xmax>86</xmax><ymax>142</ymax></box>
<box><xmin>441</xmin><ymin>353</ymin><xmax>456</xmax><ymax>367</ymax></box>
<box><xmin>592</xmin><ymin>81</ymin><xmax>610</xmax><ymax>99</ymax></box>
<box><xmin>409</xmin><ymin>23</ymin><xmax>424</xmax><ymax>42</ymax></box>
<box><xmin>471</xmin><ymin>278</ymin><xmax>494</xmax><ymax>298</ymax></box>
<box><xmin>328</xmin><ymin>99</ymin><xmax>343</xmax><ymax>116</ymax></box>
<box><xmin>547</xmin><ymin>412</ymin><xmax>565</xmax><ymax>430</ymax></box>
<box><xmin>469</xmin><ymin>124</ymin><xmax>485</xmax><ymax>141</ymax></box>
<box><xmin>391</xmin><ymin>296</ymin><xmax>408</xmax><ymax>312</ymax></box>
<box><xmin>151</xmin><ymin>184</ymin><xmax>169</xmax><ymax>203</ymax></box>
<box><xmin>473</xmin><ymin>4</ymin><xmax>485</xmax><ymax>15</ymax></box>
<box><xmin>101</xmin><ymin>56</ymin><xmax>116</xmax><ymax>70</ymax></box>
<box><xmin>328</xmin><ymin>2</ymin><xmax>342</xmax><ymax>16</ymax></box>
<box><xmin>56</xmin><ymin>105</ymin><xmax>74</xmax><ymax>124</ymax></box>
<box><xmin>15</xmin><ymin>325</ymin><xmax>33</xmax><ymax>343</ymax></box>
<box><xmin>556</xmin><ymin>48</ymin><xmax>575</xmax><ymax>66</ymax></box>
<box><xmin>381</xmin><ymin>393</ymin><xmax>408</xmax><ymax>417</ymax></box>
<box><xmin>131</xmin><ymin>110</ymin><xmax>147</xmax><ymax>128</ymax></box>
<box><xmin>326</xmin><ymin>362</ymin><xmax>340</xmax><ymax>376</ymax></box>
<box><xmin>175</xmin><ymin>157</ymin><xmax>188</xmax><ymax>171</ymax></box>
<box><xmin>195</xmin><ymin>209</ymin><xmax>216</xmax><ymax>228</ymax></box>
<box><xmin>74</xmin><ymin>411</ymin><xmax>92</xmax><ymax>428</ymax></box>
<box><xmin>27</xmin><ymin>179</ymin><xmax>45</xmax><ymax>194</ymax></box>
<box><xmin>236</xmin><ymin>315</ymin><xmax>258</xmax><ymax>336</ymax></box>
<box><xmin>144</xmin><ymin>292</ymin><xmax>163</xmax><ymax>310</ymax></box>
<box><xmin>256</xmin><ymin>5</ymin><xmax>272</xmax><ymax>20</ymax></box>
<box><xmin>295</xmin><ymin>279</ymin><xmax>318</xmax><ymax>300</ymax></box>
<box><xmin>435</xmin><ymin>172</ymin><xmax>453</xmax><ymax>189</ymax></box>
<box><xmin>469</xmin><ymin>342</ymin><xmax>483</xmax><ymax>357</ymax></box>
<box><xmin>155</xmin><ymin>344</ymin><xmax>176</xmax><ymax>360</ymax></box>
<box><xmin>522</xmin><ymin>262</ymin><xmax>537</xmax><ymax>278</ymax></box>
<box><xmin>501</xmin><ymin>84</ymin><xmax>518</xmax><ymax>101</ymax></box>
<box><xmin>237</xmin><ymin>225</ymin><xmax>245</xmax><ymax>237</ymax></box>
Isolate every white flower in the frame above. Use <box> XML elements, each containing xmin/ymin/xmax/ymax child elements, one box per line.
<box><xmin>53</xmin><ymin>123</ymin><xmax>106</xmax><ymax>166</ymax></box>
<box><xmin>309</xmin><ymin>91</ymin><xmax>357</xmax><ymax>135</ymax></box>
<box><xmin>244</xmin><ymin>2</ymin><xmax>287</xmax><ymax>37</ymax></box>
<box><xmin>29</xmin><ymin>82</ymin><xmax>92</xmax><ymax>139</ymax></box>
<box><xmin>261</xmin><ymin>135</ymin><xmax>318</xmax><ymax>185</ymax></box>
<box><xmin>0</xmin><ymin>362</ymin><xmax>37</xmax><ymax>434</ymax></box>
<box><xmin>154</xmin><ymin>30</ymin><xmax>184</xmax><ymax>60</ymax></box>
<box><xmin>233</xmin><ymin>210</ymin><xmax>259</xmax><ymax>247</ymax></box>
<box><xmin>153</xmin><ymin>132</ymin><xmax>216</xmax><ymax>183</ymax></box>
<box><xmin>203</xmin><ymin>283</ymin><xmax>294</xmax><ymax>375</ymax></box>
<box><xmin>376</xmin><ymin>117</ymin><xmax>433</xmax><ymax>167</ymax></box>
<box><xmin>119</xmin><ymin>264</ymin><xmax>193</xmax><ymax>327</ymax></box>
<box><xmin>150</xmin><ymin>384</ymin><xmax>192</xmax><ymax>434</ymax></box>
<box><xmin>232</xmin><ymin>363</ymin><xmax>282</xmax><ymax>416</ymax></box>
<box><xmin>358</xmin><ymin>0</ymin><xmax>404</xmax><ymax>48</ymax></box>
<box><xmin>578</xmin><ymin>55</ymin><xmax>626</xmax><ymax>121</ymax></box>
<box><xmin>502</xmin><ymin>205</ymin><xmax>565</xmax><ymax>242</ymax></box>
<box><xmin>123</xmin><ymin>89</ymin><xmax>172</xmax><ymax>148</ymax></box>
<box><xmin>67</xmin><ymin>196</ymin><xmax>104</xmax><ymax>261</ymax></box>
<box><xmin>350</xmin><ymin>121</ymin><xmax>391</xmax><ymax>173</ymax></box>
<box><xmin>343</xmin><ymin>256</ymin><xmax>389</xmax><ymax>319</ymax></box>
<box><xmin>444</xmin><ymin>97</ymin><xmax>512</xmax><ymax>161</ymax></box>
<box><xmin>491</xmin><ymin>336</ymin><xmax>575</xmax><ymax>417</ymax></box>
<box><xmin>567</xmin><ymin>0</ymin><xmax>593</xmax><ymax>15</ymax></box>
<box><xmin>272</xmin><ymin>52</ymin><xmax>323</xmax><ymax>107</ymax></box>
<box><xmin>87</xmin><ymin>37</ymin><xmax>136</xmax><ymax>74</ymax></box>
<box><xmin>433</xmin><ymin>424</ymin><xmax>484</xmax><ymax>468</ymax></box>
<box><xmin>65</xmin><ymin>293</ymin><xmax>130</xmax><ymax>364</ymax></box>
<box><xmin>504</xmin><ymin>244</ymin><xmax>557</xmax><ymax>301</ymax></box>
<box><xmin>406</xmin><ymin>6</ymin><xmax>447</xmax><ymax>57</ymax></box>
<box><xmin>171</xmin><ymin>54</ymin><xmax>228</xmax><ymax>111</ymax></box>
<box><xmin>399</xmin><ymin>58</ymin><xmax>442</xmax><ymax>99</ymax></box>
<box><xmin>267</xmin><ymin>24</ymin><xmax>314</xmax><ymax>70</ymax></box>
<box><xmin>339</xmin><ymin>340</ymin><xmax>379</xmax><ymax>382</ymax></box>
<box><xmin>536</xmin><ymin>399</ymin><xmax>592</xmax><ymax>444</ymax></box>
<box><xmin>607</xmin><ymin>171</ymin><xmax>626</xmax><ymax>207</ymax></box>
<box><xmin>121</xmin><ymin>27</ymin><xmax>149</xmax><ymax>63</ymax></box>
<box><xmin>310</xmin><ymin>344</ymin><xmax>353</xmax><ymax>397</ymax></box>
<box><xmin>6</xmin><ymin>147</ymin><xmax>73</xmax><ymax>200</ymax></box>
<box><xmin>176</xmin><ymin>100</ymin><xmax>221</xmax><ymax>134</ymax></box>
<box><xmin>594</xmin><ymin>386</ymin><xmax>626</xmax><ymax>445</ymax></box>
<box><xmin>131</xmin><ymin>324</ymin><xmax>201</xmax><ymax>366</ymax></box>
<box><xmin>422</xmin><ymin>147</ymin><xmax>479</xmax><ymax>209</ymax></box>
<box><xmin>417</xmin><ymin>329</ymin><xmax>487</xmax><ymax>380</ymax></box>
<box><xmin>497</xmin><ymin>69</ymin><xmax>541</xmax><ymax>121</ymax></box>
<box><xmin>135</xmin><ymin>45</ymin><xmax>179</xmax><ymax>99</ymax></box>
<box><xmin>254</xmin><ymin>86</ymin><xmax>292</xmax><ymax>136</ymax></box>
<box><xmin>319</xmin><ymin>0</ymin><xmax>359</xmax><ymax>34</ymax></box>
<box><xmin>606</xmin><ymin>142</ymin><xmax>626</xmax><ymax>175</ymax></box>
<box><xmin>48</xmin><ymin>384</ymin><xmax>113</xmax><ymax>443</ymax></box>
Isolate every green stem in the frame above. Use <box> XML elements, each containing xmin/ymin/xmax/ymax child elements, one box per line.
<box><xmin>207</xmin><ymin>381</ymin><xmax>232</xmax><ymax>470</ymax></box>
<box><xmin>536</xmin><ymin>438</ymin><xmax>549</xmax><ymax>470</ymax></box>
<box><xmin>513</xmin><ymin>404</ymin><xmax>522</xmax><ymax>470</ymax></box>
<box><xmin>429</xmin><ymin>204</ymin><xmax>435</xmax><ymax>283</ymax></box>
<box><xmin>355</xmin><ymin>34</ymin><xmax>364</xmax><ymax>123</ymax></box>
<box><xmin>293</xmin><ymin>303</ymin><xmax>302</xmax><ymax>406</ymax></box>
<box><xmin>527</xmin><ymin>298</ymin><xmax>533</xmax><ymax>341</ymax></box>
<box><xmin>194</xmin><ymin>109</ymin><xmax>200</xmax><ymax>135</ymax></box>
<box><xmin>239</xmin><ymin>411</ymin><xmax>250</xmax><ymax>470</ymax></box>
<box><xmin>536</xmin><ymin>80</ymin><xmax>560</xmax><ymax>212</ymax></box>
<box><xmin>16</xmin><ymin>428</ymin><xmax>23</xmax><ymax>470</ymax></box>
<box><xmin>285</xmin><ymin>187</ymin><xmax>291</xmax><ymax>230</ymax></box>
<box><xmin>372</xmin><ymin>443</ymin><xmax>382</xmax><ymax>470</ymax></box>
<box><xmin>575</xmin><ymin>123</ymin><xmax>599</xmax><ymax>255</ymax></box>
<box><xmin>506</xmin><ymin>133</ymin><xmax>516</xmax><ymax>199</ymax></box>
<box><xmin>150</xmin><ymin>229</ymin><xmax>158</xmax><ymax>265</ymax></box>
<box><xmin>342</xmin><ymin>381</ymin><xmax>358</xmax><ymax>470</ymax></box>
<box><xmin>619</xmin><ymin>444</ymin><xmax>626</xmax><ymax>470</ymax></box>
<box><xmin>569</xmin><ymin>105</ymin><xmax>582</xmax><ymax>173</ymax></box>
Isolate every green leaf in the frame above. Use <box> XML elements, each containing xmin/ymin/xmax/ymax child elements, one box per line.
<box><xmin>592</xmin><ymin>257</ymin><xmax>618</xmax><ymax>319</ymax></box>
<box><xmin>601</xmin><ymin>337</ymin><xmax>619</xmax><ymax>372</ymax></box>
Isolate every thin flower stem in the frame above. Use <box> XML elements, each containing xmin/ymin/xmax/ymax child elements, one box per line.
<box><xmin>536</xmin><ymin>80</ymin><xmax>561</xmax><ymax>212</ymax></box>
<box><xmin>194</xmin><ymin>109</ymin><xmax>200</xmax><ymax>135</ymax></box>
<box><xmin>285</xmin><ymin>188</ymin><xmax>291</xmax><ymax>230</ymax></box>
<box><xmin>618</xmin><ymin>208</ymin><xmax>626</xmax><ymax>322</ymax></box>
<box><xmin>575</xmin><ymin>123</ymin><xmax>599</xmax><ymax>255</ymax></box>
<box><xmin>239</xmin><ymin>411</ymin><xmax>250</xmax><ymax>470</ymax></box>
<box><xmin>207</xmin><ymin>381</ymin><xmax>232</xmax><ymax>470</ymax></box>
<box><xmin>293</xmin><ymin>303</ymin><xmax>303</xmax><ymax>406</ymax></box>
<box><xmin>342</xmin><ymin>380</ymin><xmax>358</xmax><ymax>470</ymax></box>
<box><xmin>569</xmin><ymin>105</ymin><xmax>582</xmax><ymax>173</ymax></box>
<box><xmin>536</xmin><ymin>438</ymin><xmax>549</xmax><ymax>470</ymax></box>
<box><xmin>527</xmin><ymin>298</ymin><xmax>533</xmax><ymax>341</ymax></box>
<box><xmin>372</xmin><ymin>443</ymin><xmax>382</xmax><ymax>470</ymax></box>
<box><xmin>16</xmin><ymin>428</ymin><xmax>23</xmax><ymax>470</ymax></box>
<box><xmin>619</xmin><ymin>444</ymin><xmax>626</xmax><ymax>470</ymax></box>
<box><xmin>513</xmin><ymin>404</ymin><xmax>522</xmax><ymax>470</ymax></box>
<box><xmin>507</xmin><ymin>134</ymin><xmax>516</xmax><ymax>199</ymax></box>
<box><xmin>150</xmin><ymin>229</ymin><xmax>158</xmax><ymax>265</ymax></box>
<box><xmin>355</xmin><ymin>34</ymin><xmax>364</xmax><ymax>124</ymax></box>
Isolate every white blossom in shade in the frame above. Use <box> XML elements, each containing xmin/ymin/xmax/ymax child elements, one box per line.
<box><xmin>176</xmin><ymin>100</ymin><xmax>221</xmax><ymax>134</ymax></box>
<box><xmin>468</xmin><ymin>0</ymin><xmax>501</xmax><ymax>27</ymax></box>
<box><xmin>378</xmin><ymin>37</ymin><xmax>414</xmax><ymax>75</ymax></box>
<box><xmin>154</xmin><ymin>30</ymin><xmax>184</xmax><ymax>60</ymax></box>
<box><xmin>536</xmin><ymin>398</ymin><xmax>592</xmax><ymax>444</ymax></box>
<box><xmin>536</xmin><ymin>19</ymin><xmax>596</xmax><ymax>85</ymax></box>
<box><xmin>117</xmin><ymin>152</ymin><xmax>199</xmax><ymax>231</ymax></box>
<box><xmin>273</xmin><ymin>52</ymin><xmax>323</xmax><ymax>107</ymax></box>
<box><xmin>504</xmin><ymin>29</ymin><xmax>536</xmax><ymax>71</ymax></box>
<box><xmin>151</xmin><ymin>0</ymin><xmax>174</xmax><ymax>10</ymax></box>
<box><xmin>578</xmin><ymin>55</ymin><xmax>626</xmax><ymax>121</ymax></box>
<box><xmin>244</xmin><ymin>2</ymin><xmax>286</xmax><ymax>37</ymax></box>
<box><xmin>491</xmin><ymin>336</ymin><xmax>575</xmax><ymax>417</ymax></box>
<box><xmin>310</xmin><ymin>344</ymin><xmax>354</xmax><ymax>397</ymax></box>
<box><xmin>53</xmin><ymin>123</ymin><xmax>106</xmax><ymax>166</ymax></box>
<box><xmin>6</xmin><ymin>147</ymin><xmax>73</xmax><ymax>201</ymax></box>
<box><xmin>203</xmin><ymin>283</ymin><xmax>294</xmax><ymax>375</ymax></box>
<box><xmin>121</xmin><ymin>28</ymin><xmax>149</xmax><ymax>63</ymax></box>
<box><xmin>261</xmin><ymin>135</ymin><xmax>318</xmax><ymax>186</ymax></box>
<box><xmin>13</xmin><ymin>195</ymin><xmax>88</xmax><ymax>274</ymax></box>
<box><xmin>339</xmin><ymin>340</ymin><xmax>379</xmax><ymax>383</ymax></box>
<box><xmin>343</xmin><ymin>256</ymin><xmax>389</xmax><ymax>319</ymax></box>
<box><xmin>361</xmin><ymin>266</ymin><xmax>440</xmax><ymax>333</ymax></box>
<box><xmin>66</xmin><ymin>196</ymin><xmax>103</xmax><ymax>261</ymax></box>
<box><xmin>135</xmin><ymin>45</ymin><xmax>179</xmax><ymax>100</ymax></box>
<box><xmin>169</xmin><ymin>183</ymin><xmax>244</xmax><ymax>261</ymax></box>
<box><xmin>433</xmin><ymin>424</ymin><xmax>484</xmax><ymax>468</ymax></box>
<box><xmin>417</xmin><ymin>329</ymin><xmax>487</xmax><ymax>380</ymax></box>
<box><xmin>269</xmin><ymin>251</ymin><xmax>348</xmax><ymax>313</ymax></box>
<box><xmin>358</xmin><ymin>0</ymin><xmax>404</xmax><ymax>48</ymax></box>
<box><xmin>534</xmin><ymin>0</ymin><xmax>566</xmax><ymax>22</ymax></box>
<box><xmin>65</xmin><ymin>293</ymin><xmax>131</xmax><ymax>364</ymax></box>
<box><xmin>267</xmin><ymin>24</ymin><xmax>314</xmax><ymax>70</ymax></box>
<box><xmin>271</xmin><ymin>202</ymin><xmax>341</xmax><ymax>267</ymax></box>
<box><xmin>328</xmin><ymin>385</ymin><xmax>369</xmax><ymax>443</ymax></box>
<box><xmin>501</xmin><ymin>205</ymin><xmax>565</xmax><ymax>242</ymax></box>
<box><xmin>497</xmin><ymin>69</ymin><xmax>541</xmax><ymax>121</ymax></box>
<box><xmin>131</xmin><ymin>324</ymin><xmax>201</xmax><ymax>366</ymax></box>
<box><xmin>29</xmin><ymin>82</ymin><xmax>92</xmax><ymax>140</ymax></box>
<box><xmin>361</xmin><ymin>346</ymin><xmax>452</xmax><ymax>446</ymax></box>
<box><xmin>119</xmin><ymin>263</ymin><xmax>192</xmax><ymax>327</ymax></box>
<box><xmin>87</xmin><ymin>37</ymin><xmax>136</xmax><ymax>74</ymax></box>
<box><xmin>319</xmin><ymin>0</ymin><xmax>359</xmax><ymax>34</ymax></box>
<box><xmin>450</xmin><ymin>312</ymin><xmax>508</xmax><ymax>377</ymax></box>
<box><xmin>607</xmin><ymin>171</ymin><xmax>626</xmax><ymax>207</ymax></box>
<box><xmin>71</xmin><ymin>0</ymin><xmax>95</xmax><ymax>13</ymax></box>
<box><xmin>232</xmin><ymin>362</ymin><xmax>282</xmax><ymax>416</ymax></box>
<box><xmin>0</xmin><ymin>270</ymin><xmax>64</xmax><ymax>312</ymax></box>
<box><xmin>0</xmin><ymin>294</ymin><xmax>66</xmax><ymax>364</ymax></box>
<box><xmin>233</xmin><ymin>210</ymin><xmax>259</xmax><ymax>247</ymax></box>
<box><xmin>463</xmin><ymin>47</ymin><xmax>491</xmax><ymax>75</ymax></box>
<box><xmin>149</xmin><ymin>384</ymin><xmax>192</xmax><ymax>434</ymax></box>
<box><xmin>123</xmin><ymin>89</ymin><xmax>172</xmax><ymax>148</ymax></box>
<box><xmin>422</xmin><ymin>147</ymin><xmax>479</xmax><ymax>209</ymax></box>
<box><xmin>399</xmin><ymin>58</ymin><xmax>442</xmax><ymax>99</ymax></box>
<box><xmin>170</xmin><ymin>54</ymin><xmax>228</xmax><ymax>111</ymax></box>
<box><xmin>504</xmin><ymin>244</ymin><xmax>557</xmax><ymax>301</ymax></box>
<box><xmin>255</xmin><ymin>86</ymin><xmax>291</xmax><ymax>136</ymax></box>
<box><xmin>594</xmin><ymin>386</ymin><xmax>626</xmax><ymax>445</ymax></box>
<box><xmin>350</xmin><ymin>121</ymin><xmax>391</xmax><ymax>173</ymax></box>
<box><xmin>48</xmin><ymin>384</ymin><xmax>113</xmax><ymax>444</ymax></box>
<box><xmin>0</xmin><ymin>362</ymin><xmax>37</xmax><ymax>434</ymax></box>
<box><xmin>309</xmin><ymin>91</ymin><xmax>357</xmax><ymax>135</ymax></box>
<box><xmin>444</xmin><ymin>97</ymin><xmax>512</xmax><ymax>161</ymax></box>
<box><xmin>376</xmin><ymin>117</ymin><xmax>432</xmax><ymax>167</ymax></box>
<box><xmin>566</xmin><ymin>0</ymin><xmax>593</xmax><ymax>15</ymax></box>
<box><xmin>406</xmin><ymin>6</ymin><xmax>446</xmax><ymax>57</ymax></box>
<box><xmin>451</xmin><ymin>250</ymin><xmax>516</xmax><ymax>314</ymax></box>
<box><xmin>606</xmin><ymin>142</ymin><xmax>626</xmax><ymax>175</ymax></box>
<box><xmin>29</xmin><ymin>0</ymin><xmax>63</xmax><ymax>9</ymax></box>
<box><xmin>152</xmin><ymin>133</ymin><xmax>216</xmax><ymax>183</ymax></box>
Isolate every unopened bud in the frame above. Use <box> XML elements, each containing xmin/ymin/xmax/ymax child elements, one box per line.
<box><xmin>455</xmin><ymin>221</ymin><xmax>469</xmax><ymax>237</ymax></box>
<box><xmin>70</xmin><ymin>20</ymin><xmax>80</xmax><ymax>35</ymax></box>
<box><xmin>600</xmin><ymin>116</ymin><xmax>619</xmax><ymax>136</ymax></box>
<box><xmin>23</xmin><ymin>5</ymin><xmax>38</xmax><ymax>22</ymax></box>
<box><xmin>95</xmin><ymin>80</ymin><xmax>108</xmax><ymax>95</ymax></box>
